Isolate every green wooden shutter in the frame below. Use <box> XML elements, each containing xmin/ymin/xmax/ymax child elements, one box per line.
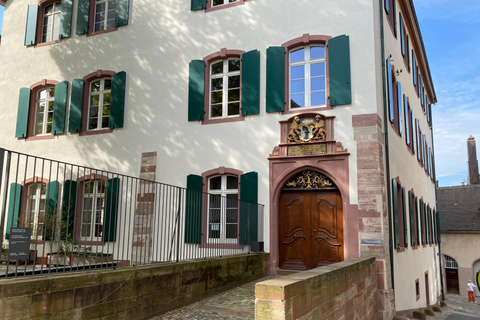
<box><xmin>61</xmin><ymin>180</ymin><xmax>77</xmax><ymax>240</ymax></box>
<box><xmin>52</xmin><ymin>81</ymin><xmax>68</xmax><ymax>135</ymax></box>
<box><xmin>400</xmin><ymin>13</ymin><xmax>405</xmax><ymax>56</ymax></box>
<box><xmin>185</xmin><ymin>174</ymin><xmax>203</xmax><ymax>244</ymax></box>
<box><xmin>407</xmin><ymin>36</ymin><xmax>410</xmax><ymax>71</ymax></box>
<box><xmin>24</xmin><ymin>4</ymin><xmax>38</xmax><ymax>46</ymax></box>
<box><xmin>408</xmin><ymin>190</ymin><xmax>414</xmax><ymax>247</ymax></box>
<box><xmin>241</xmin><ymin>50</ymin><xmax>260</xmax><ymax>116</ymax></box>
<box><xmin>104</xmin><ymin>178</ymin><xmax>120</xmax><ymax>242</ymax></box>
<box><xmin>411</xmin><ymin>110</ymin><xmax>415</xmax><ymax>154</ymax></box>
<box><xmin>240</xmin><ymin>172</ymin><xmax>258</xmax><ymax>245</ymax></box>
<box><xmin>266</xmin><ymin>46</ymin><xmax>285</xmax><ymax>113</ymax></box>
<box><xmin>45</xmin><ymin>181</ymin><xmax>59</xmax><ymax>241</ymax></box>
<box><xmin>416</xmin><ymin>119</ymin><xmax>421</xmax><ymax>161</ymax></box>
<box><xmin>16</xmin><ymin>88</ymin><xmax>31</xmax><ymax>138</ymax></box>
<box><xmin>386</xmin><ymin>59</ymin><xmax>394</xmax><ymax>124</ymax></box>
<box><xmin>436</xmin><ymin>210</ymin><xmax>441</xmax><ymax>244</ymax></box>
<box><xmin>69</xmin><ymin>79</ymin><xmax>84</xmax><ymax>133</ymax></box>
<box><xmin>412</xmin><ymin>51</ymin><xmax>416</xmax><ymax>86</ymax></box>
<box><xmin>328</xmin><ymin>35</ymin><xmax>351</xmax><ymax>106</ymax></box>
<box><xmin>419</xmin><ymin>199</ymin><xmax>424</xmax><ymax>245</ymax></box>
<box><xmin>401</xmin><ymin>187</ymin><xmax>407</xmax><ymax>248</ymax></box>
<box><xmin>404</xmin><ymin>94</ymin><xmax>410</xmax><ymax>146</ymax></box>
<box><xmin>384</xmin><ymin>0</ymin><xmax>389</xmax><ymax>13</ymax></box>
<box><xmin>415</xmin><ymin>196</ymin><xmax>419</xmax><ymax>246</ymax></box>
<box><xmin>391</xmin><ymin>179</ymin><xmax>399</xmax><ymax>249</ymax></box>
<box><xmin>5</xmin><ymin>183</ymin><xmax>22</xmax><ymax>239</ymax></box>
<box><xmin>397</xmin><ymin>82</ymin><xmax>402</xmax><ymax>136</ymax></box>
<box><xmin>188</xmin><ymin>60</ymin><xmax>205</xmax><ymax>121</ymax></box>
<box><xmin>59</xmin><ymin>0</ymin><xmax>73</xmax><ymax>38</ymax></box>
<box><xmin>392</xmin><ymin>0</ymin><xmax>397</xmax><ymax>37</ymax></box>
<box><xmin>110</xmin><ymin>71</ymin><xmax>126</xmax><ymax>129</ymax></box>
<box><xmin>115</xmin><ymin>0</ymin><xmax>129</xmax><ymax>27</ymax></box>
<box><xmin>191</xmin><ymin>0</ymin><xmax>206</xmax><ymax>10</ymax></box>
<box><xmin>76</xmin><ymin>0</ymin><xmax>90</xmax><ymax>35</ymax></box>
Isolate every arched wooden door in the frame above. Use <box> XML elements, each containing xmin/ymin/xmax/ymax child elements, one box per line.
<box><xmin>279</xmin><ymin>189</ymin><xmax>343</xmax><ymax>270</ymax></box>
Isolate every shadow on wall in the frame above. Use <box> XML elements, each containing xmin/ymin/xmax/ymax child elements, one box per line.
<box><xmin>44</xmin><ymin>0</ymin><xmax>365</xmax><ymax>184</ymax></box>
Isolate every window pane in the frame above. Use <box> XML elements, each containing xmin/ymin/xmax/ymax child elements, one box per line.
<box><xmin>228</xmin><ymin>59</ymin><xmax>240</xmax><ymax>72</ymax></box>
<box><xmin>226</xmin><ymin>224</ymin><xmax>237</xmax><ymax>238</ymax></box>
<box><xmin>102</xmin><ymin>103</ymin><xmax>110</xmax><ymax>116</ymax></box>
<box><xmin>291</xmin><ymin>94</ymin><xmax>305</xmax><ymax>108</ymax></box>
<box><xmin>213</xmin><ymin>0</ymin><xmax>223</xmax><ymax>6</ymax></box>
<box><xmin>310</xmin><ymin>46</ymin><xmax>325</xmax><ymax>59</ymax></box>
<box><xmin>104</xmin><ymin>93</ymin><xmax>111</xmax><ymax>105</ymax></box>
<box><xmin>45</xmin><ymin>3</ymin><xmax>54</xmax><ymax>14</ymax></box>
<box><xmin>102</xmin><ymin>115</ymin><xmax>109</xmax><ymax>128</ymax></box>
<box><xmin>226</xmin><ymin>208</ymin><xmax>238</xmax><ymax>223</ymax></box>
<box><xmin>228</xmin><ymin>103</ymin><xmax>239</xmax><ymax>116</ymax></box>
<box><xmin>290</xmin><ymin>48</ymin><xmax>305</xmax><ymax>63</ymax></box>
<box><xmin>311</xmin><ymin>92</ymin><xmax>326</xmax><ymax>106</ymax></box>
<box><xmin>228</xmin><ymin>75</ymin><xmax>240</xmax><ymax>89</ymax></box>
<box><xmin>211</xmin><ymin>91</ymin><xmax>222</xmax><ymax>104</ymax></box>
<box><xmin>209</xmin><ymin>209</ymin><xmax>221</xmax><ymax>223</ymax></box>
<box><xmin>211</xmin><ymin>105</ymin><xmax>222</xmax><ymax>118</ymax></box>
<box><xmin>210</xmin><ymin>177</ymin><xmax>221</xmax><ymax>190</ymax></box>
<box><xmin>46</xmin><ymin>123</ymin><xmax>52</xmax><ymax>134</ymax></box>
<box><xmin>90</xmin><ymin>106</ymin><xmax>99</xmax><ymax>117</ymax></box>
<box><xmin>290</xmin><ymin>79</ymin><xmax>305</xmax><ymax>94</ymax></box>
<box><xmin>91</xmin><ymin>81</ymin><xmax>101</xmax><ymax>92</ymax></box>
<box><xmin>311</xmin><ymin>77</ymin><xmax>326</xmax><ymax>91</ymax></box>
<box><xmin>209</xmin><ymin>224</ymin><xmax>220</xmax><ymax>238</ymax></box>
<box><xmin>104</xmin><ymin>79</ymin><xmax>112</xmax><ymax>90</ymax></box>
<box><xmin>48</xmin><ymin>101</ymin><xmax>54</xmax><ymax>112</ymax></box>
<box><xmin>95</xmin><ymin>22</ymin><xmax>104</xmax><ymax>32</ymax></box>
<box><xmin>89</xmin><ymin>118</ymin><xmax>98</xmax><ymax>130</ymax></box>
<box><xmin>211</xmin><ymin>78</ymin><xmax>223</xmax><ymax>91</ymax></box>
<box><xmin>90</xmin><ymin>95</ymin><xmax>99</xmax><ymax>106</ymax></box>
<box><xmin>310</xmin><ymin>62</ymin><xmax>325</xmax><ymax>77</ymax></box>
<box><xmin>211</xmin><ymin>61</ymin><xmax>223</xmax><ymax>75</ymax></box>
<box><xmin>227</xmin><ymin>176</ymin><xmax>238</xmax><ymax>189</ymax></box>
<box><xmin>39</xmin><ymin>89</ymin><xmax>48</xmax><ymax>100</ymax></box>
<box><xmin>228</xmin><ymin>89</ymin><xmax>240</xmax><ymax>102</ymax></box>
<box><xmin>290</xmin><ymin>65</ymin><xmax>304</xmax><ymax>80</ymax></box>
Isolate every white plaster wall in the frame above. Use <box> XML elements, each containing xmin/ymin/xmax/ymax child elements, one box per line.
<box><xmin>442</xmin><ymin>233</ymin><xmax>480</xmax><ymax>297</ymax></box>
<box><xmin>0</xmin><ymin>0</ymin><xmax>382</xmax><ymax>254</ymax></box>
<box><xmin>382</xmin><ymin>2</ymin><xmax>440</xmax><ymax>312</ymax></box>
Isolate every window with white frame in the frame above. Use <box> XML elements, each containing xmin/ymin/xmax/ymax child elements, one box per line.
<box><xmin>289</xmin><ymin>45</ymin><xmax>326</xmax><ymax>109</ymax></box>
<box><xmin>207</xmin><ymin>175</ymin><xmax>239</xmax><ymax>242</ymax></box>
<box><xmin>212</xmin><ymin>0</ymin><xmax>239</xmax><ymax>7</ymax></box>
<box><xmin>210</xmin><ymin>59</ymin><xmax>240</xmax><ymax>118</ymax></box>
<box><xmin>94</xmin><ymin>0</ymin><xmax>116</xmax><ymax>32</ymax></box>
<box><xmin>81</xmin><ymin>180</ymin><xmax>105</xmax><ymax>240</ymax></box>
<box><xmin>42</xmin><ymin>2</ymin><xmax>62</xmax><ymax>42</ymax></box>
<box><xmin>88</xmin><ymin>78</ymin><xmax>111</xmax><ymax>130</ymax></box>
<box><xmin>35</xmin><ymin>87</ymin><xmax>55</xmax><ymax>135</ymax></box>
<box><xmin>445</xmin><ymin>255</ymin><xmax>458</xmax><ymax>269</ymax></box>
<box><xmin>25</xmin><ymin>183</ymin><xmax>47</xmax><ymax>239</ymax></box>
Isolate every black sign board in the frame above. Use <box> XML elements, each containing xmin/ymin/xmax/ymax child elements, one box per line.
<box><xmin>8</xmin><ymin>228</ymin><xmax>31</xmax><ymax>260</ymax></box>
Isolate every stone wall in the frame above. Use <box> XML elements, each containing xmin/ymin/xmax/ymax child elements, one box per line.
<box><xmin>255</xmin><ymin>256</ymin><xmax>378</xmax><ymax>320</ymax></box>
<box><xmin>0</xmin><ymin>253</ymin><xmax>269</xmax><ymax>320</ymax></box>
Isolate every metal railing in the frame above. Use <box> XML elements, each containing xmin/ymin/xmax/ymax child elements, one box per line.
<box><xmin>0</xmin><ymin>148</ymin><xmax>264</xmax><ymax>278</ymax></box>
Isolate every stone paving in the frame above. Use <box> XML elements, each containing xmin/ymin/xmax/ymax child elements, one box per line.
<box><xmin>151</xmin><ymin>275</ymin><xmax>480</xmax><ymax>320</ymax></box>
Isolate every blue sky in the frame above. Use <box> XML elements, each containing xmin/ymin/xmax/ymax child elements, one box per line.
<box><xmin>0</xmin><ymin>2</ymin><xmax>478</xmax><ymax>186</ymax></box>
<box><xmin>413</xmin><ymin>0</ymin><xmax>480</xmax><ymax>186</ymax></box>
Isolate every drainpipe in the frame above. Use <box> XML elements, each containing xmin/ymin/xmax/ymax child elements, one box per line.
<box><xmin>379</xmin><ymin>0</ymin><xmax>395</xmax><ymax>292</ymax></box>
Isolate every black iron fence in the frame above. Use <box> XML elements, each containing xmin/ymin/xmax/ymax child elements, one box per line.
<box><xmin>0</xmin><ymin>148</ymin><xmax>264</xmax><ymax>278</ymax></box>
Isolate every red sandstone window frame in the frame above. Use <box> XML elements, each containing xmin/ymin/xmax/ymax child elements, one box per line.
<box><xmin>20</xmin><ymin>177</ymin><xmax>51</xmax><ymax>244</ymax></box>
<box><xmin>385</xmin><ymin>0</ymin><xmax>396</xmax><ymax>38</ymax></box>
<box><xmin>281</xmin><ymin>34</ymin><xmax>333</xmax><ymax>115</ymax></box>
<box><xmin>79</xmin><ymin>70</ymin><xmax>115</xmax><ymax>136</ymax></box>
<box><xmin>74</xmin><ymin>174</ymin><xmax>109</xmax><ymax>245</ymax></box>
<box><xmin>34</xmin><ymin>0</ymin><xmax>63</xmax><ymax>48</ymax></box>
<box><xmin>25</xmin><ymin>79</ymin><xmax>59</xmax><ymax>142</ymax></box>
<box><xmin>205</xmin><ymin>0</ymin><xmax>245</xmax><ymax>13</ymax></box>
<box><xmin>199</xmin><ymin>167</ymin><xmax>243</xmax><ymax>249</ymax></box>
<box><xmin>202</xmin><ymin>49</ymin><xmax>245</xmax><ymax>125</ymax></box>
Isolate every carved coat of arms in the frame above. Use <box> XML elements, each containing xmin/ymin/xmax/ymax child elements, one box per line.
<box><xmin>287</xmin><ymin>114</ymin><xmax>327</xmax><ymax>143</ymax></box>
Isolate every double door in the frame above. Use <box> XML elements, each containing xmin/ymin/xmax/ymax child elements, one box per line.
<box><xmin>279</xmin><ymin>190</ymin><xmax>343</xmax><ymax>270</ymax></box>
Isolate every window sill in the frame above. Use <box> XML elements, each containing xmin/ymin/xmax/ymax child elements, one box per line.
<box><xmin>34</xmin><ymin>39</ymin><xmax>62</xmax><ymax>48</ymax></box>
<box><xmin>79</xmin><ymin>128</ymin><xmax>114</xmax><ymax>136</ymax></box>
<box><xmin>202</xmin><ymin>115</ymin><xmax>245</xmax><ymax>125</ymax></box>
<box><xmin>86</xmin><ymin>27</ymin><xmax>118</xmax><ymax>37</ymax></box>
<box><xmin>282</xmin><ymin>105</ymin><xmax>333</xmax><ymax>115</ymax></box>
<box><xmin>25</xmin><ymin>134</ymin><xmax>55</xmax><ymax>141</ymax></box>
<box><xmin>205</xmin><ymin>0</ymin><xmax>245</xmax><ymax>12</ymax></box>
<box><xmin>199</xmin><ymin>242</ymin><xmax>243</xmax><ymax>249</ymax></box>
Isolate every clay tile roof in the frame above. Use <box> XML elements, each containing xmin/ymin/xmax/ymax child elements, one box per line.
<box><xmin>437</xmin><ymin>185</ymin><xmax>480</xmax><ymax>231</ymax></box>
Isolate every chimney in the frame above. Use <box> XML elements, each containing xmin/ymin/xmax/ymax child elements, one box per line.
<box><xmin>467</xmin><ymin>136</ymin><xmax>480</xmax><ymax>184</ymax></box>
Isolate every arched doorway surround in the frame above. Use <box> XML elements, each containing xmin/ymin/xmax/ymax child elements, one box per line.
<box><xmin>268</xmin><ymin>113</ymin><xmax>357</xmax><ymax>274</ymax></box>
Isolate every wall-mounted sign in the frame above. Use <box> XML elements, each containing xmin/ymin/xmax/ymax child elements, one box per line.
<box><xmin>8</xmin><ymin>228</ymin><xmax>31</xmax><ymax>260</ymax></box>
